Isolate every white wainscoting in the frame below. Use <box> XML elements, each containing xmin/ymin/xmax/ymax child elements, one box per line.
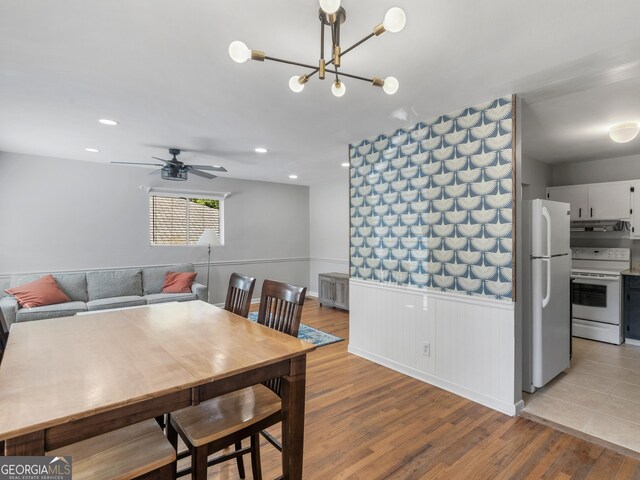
<box><xmin>308</xmin><ymin>257</ymin><xmax>349</xmax><ymax>297</ymax></box>
<box><xmin>349</xmin><ymin>279</ymin><xmax>518</xmax><ymax>416</ymax></box>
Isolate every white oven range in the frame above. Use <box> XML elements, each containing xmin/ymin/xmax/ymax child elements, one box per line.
<box><xmin>571</xmin><ymin>247</ymin><xmax>630</xmax><ymax>345</ymax></box>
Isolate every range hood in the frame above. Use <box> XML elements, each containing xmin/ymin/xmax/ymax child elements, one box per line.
<box><xmin>570</xmin><ymin>220</ymin><xmax>628</xmax><ymax>232</ymax></box>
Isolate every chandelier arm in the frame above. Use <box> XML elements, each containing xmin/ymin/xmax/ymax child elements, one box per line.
<box><xmin>320</xmin><ymin>17</ymin><xmax>325</xmax><ymax>61</ymax></box>
<box><xmin>325</xmin><ymin>69</ymin><xmax>373</xmax><ymax>83</ymax></box>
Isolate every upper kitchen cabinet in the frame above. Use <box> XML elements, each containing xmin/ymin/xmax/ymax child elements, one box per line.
<box><xmin>546</xmin><ymin>185</ymin><xmax>588</xmax><ymax>220</ymax></box>
<box><xmin>631</xmin><ymin>181</ymin><xmax>640</xmax><ymax>239</ymax></box>
<box><xmin>587</xmin><ymin>183</ymin><xmax>632</xmax><ymax>220</ymax></box>
<box><xmin>547</xmin><ymin>181</ymin><xmax>631</xmax><ymax>221</ymax></box>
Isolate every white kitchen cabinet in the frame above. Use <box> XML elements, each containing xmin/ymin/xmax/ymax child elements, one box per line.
<box><xmin>546</xmin><ymin>185</ymin><xmax>587</xmax><ymax>220</ymax></box>
<box><xmin>631</xmin><ymin>182</ymin><xmax>640</xmax><ymax>239</ymax></box>
<box><xmin>546</xmin><ymin>182</ymin><xmax>631</xmax><ymax>221</ymax></box>
<box><xmin>587</xmin><ymin>183</ymin><xmax>631</xmax><ymax>220</ymax></box>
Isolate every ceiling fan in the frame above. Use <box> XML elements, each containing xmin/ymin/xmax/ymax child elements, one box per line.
<box><xmin>112</xmin><ymin>148</ymin><xmax>227</xmax><ymax>181</ymax></box>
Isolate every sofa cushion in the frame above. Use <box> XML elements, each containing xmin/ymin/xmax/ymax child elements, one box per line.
<box><xmin>6</xmin><ymin>274</ymin><xmax>71</xmax><ymax>308</ymax></box>
<box><xmin>87</xmin><ymin>269</ymin><xmax>142</xmax><ymax>301</ymax></box>
<box><xmin>142</xmin><ymin>264</ymin><xmax>194</xmax><ymax>295</ymax></box>
<box><xmin>16</xmin><ymin>301</ymin><xmax>88</xmax><ymax>322</ymax></box>
<box><xmin>162</xmin><ymin>272</ymin><xmax>197</xmax><ymax>294</ymax></box>
<box><xmin>10</xmin><ymin>273</ymin><xmax>88</xmax><ymax>302</ymax></box>
<box><xmin>86</xmin><ymin>296</ymin><xmax>146</xmax><ymax>311</ymax></box>
<box><xmin>144</xmin><ymin>293</ymin><xmax>198</xmax><ymax>305</ymax></box>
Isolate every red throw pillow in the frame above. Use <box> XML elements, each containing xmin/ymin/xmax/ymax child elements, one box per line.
<box><xmin>162</xmin><ymin>271</ymin><xmax>197</xmax><ymax>294</ymax></box>
<box><xmin>5</xmin><ymin>274</ymin><xmax>71</xmax><ymax>308</ymax></box>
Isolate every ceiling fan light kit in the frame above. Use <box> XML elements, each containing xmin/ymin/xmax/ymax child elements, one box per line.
<box><xmin>111</xmin><ymin>148</ymin><xmax>227</xmax><ymax>181</ymax></box>
<box><xmin>229</xmin><ymin>0</ymin><xmax>406</xmax><ymax>97</ymax></box>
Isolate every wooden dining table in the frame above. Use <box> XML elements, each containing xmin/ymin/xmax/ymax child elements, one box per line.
<box><xmin>0</xmin><ymin>300</ymin><xmax>315</xmax><ymax>479</ymax></box>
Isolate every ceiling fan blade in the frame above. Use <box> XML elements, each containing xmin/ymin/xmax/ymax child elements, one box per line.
<box><xmin>151</xmin><ymin>156</ymin><xmax>173</xmax><ymax>164</ymax></box>
<box><xmin>149</xmin><ymin>169</ymin><xmax>163</xmax><ymax>176</ymax></box>
<box><xmin>112</xmin><ymin>161</ymin><xmax>164</xmax><ymax>167</ymax></box>
<box><xmin>187</xmin><ymin>164</ymin><xmax>228</xmax><ymax>172</ymax></box>
<box><xmin>189</xmin><ymin>169</ymin><xmax>217</xmax><ymax>179</ymax></box>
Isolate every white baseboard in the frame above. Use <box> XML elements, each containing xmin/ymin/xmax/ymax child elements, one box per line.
<box><xmin>348</xmin><ymin>345</ymin><xmax>519</xmax><ymax>416</ymax></box>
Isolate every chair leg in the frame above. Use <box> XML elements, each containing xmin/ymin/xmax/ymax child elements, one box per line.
<box><xmin>250</xmin><ymin>434</ymin><xmax>262</xmax><ymax>480</ymax></box>
<box><xmin>156</xmin><ymin>463</ymin><xmax>173</xmax><ymax>480</ymax></box>
<box><xmin>235</xmin><ymin>441</ymin><xmax>246</xmax><ymax>479</ymax></box>
<box><xmin>192</xmin><ymin>445</ymin><xmax>209</xmax><ymax>480</ymax></box>
<box><xmin>155</xmin><ymin>414</ymin><xmax>166</xmax><ymax>429</ymax></box>
<box><xmin>166</xmin><ymin>417</ymin><xmax>178</xmax><ymax>451</ymax></box>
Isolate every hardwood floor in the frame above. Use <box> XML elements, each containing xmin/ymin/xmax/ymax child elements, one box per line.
<box><xmin>199</xmin><ymin>298</ymin><xmax>640</xmax><ymax>479</ymax></box>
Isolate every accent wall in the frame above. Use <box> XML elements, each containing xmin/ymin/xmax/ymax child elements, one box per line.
<box><xmin>348</xmin><ymin>96</ymin><xmax>520</xmax><ymax>415</ymax></box>
<box><xmin>349</xmin><ymin>96</ymin><xmax>513</xmax><ymax>300</ymax></box>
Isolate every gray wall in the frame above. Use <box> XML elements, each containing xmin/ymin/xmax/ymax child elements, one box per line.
<box><xmin>0</xmin><ymin>151</ymin><xmax>310</xmax><ymax>303</ymax></box>
<box><xmin>552</xmin><ymin>153</ymin><xmax>640</xmax><ymax>186</ymax></box>
<box><xmin>308</xmin><ymin>178</ymin><xmax>349</xmax><ymax>293</ymax></box>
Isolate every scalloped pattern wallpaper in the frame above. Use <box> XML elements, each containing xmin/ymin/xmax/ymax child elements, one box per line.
<box><xmin>349</xmin><ymin>96</ymin><xmax>514</xmax><ymax>300</ymax></box>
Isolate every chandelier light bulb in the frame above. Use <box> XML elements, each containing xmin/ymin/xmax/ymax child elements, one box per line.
<box><xmin>383</xmin><ymin>76</ymin><xmax>399</xmax><ymax>95</ymax></box>
<box><xmin>383</xmin><ymin>7</ymin><xmax>406</xmax><ymax>33</ymax></box>
<box><xmin>319</xmin><ymin>0</ymin><xmax>341</xmax><ymax>14</ymax></box>
<box><xmin>228</xmin><ymin>40</ymin><xmax>251</xmax><ymax>63</ymax></box>
<box><xmin>609</xmin><ymin>123</ymin><xmax>640</xmax><ymax>143</ymax></box>
<box><xmin>331</xmin><ymin>80</ymin><xmax>346</xmax><ymax>97</ymax></box>
<box><xmin>289</xmin><ymin>75</ymin><xmax>306</xmax><ymax>93</ymax></box>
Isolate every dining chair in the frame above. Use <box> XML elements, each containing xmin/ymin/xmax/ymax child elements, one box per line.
<box><xmin>224</xmin><ymin>272</ymin><xmax>256</xmax><ymax>318</ymax></box>
<box><xmin>46</xmin><ymin>419</ymin><xmax>176</xmax><ymax>480</ymax></box>
<box><xmin>0</xmin><ymin>309</ymin><xmax>8</xmax><ymax>363</ymax></box>
<box><xmin>167</xmin><ymin>279</ymin><xmax>307</xmax><ymax>480</ymax></box>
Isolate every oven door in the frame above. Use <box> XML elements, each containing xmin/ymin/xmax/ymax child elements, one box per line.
<box><xmin>571</xmin><ymin>275</ymin><xmax>620</xmax><ymax>325</ymax></box>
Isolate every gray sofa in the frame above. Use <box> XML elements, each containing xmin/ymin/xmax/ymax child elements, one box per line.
<box><xmin>0</xmin><ymin>263</ymin><xmax>206</xmax><ymax>328</ymax></box>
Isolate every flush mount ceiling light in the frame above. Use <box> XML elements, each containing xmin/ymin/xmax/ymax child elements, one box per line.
<box><xmin>289</xmin><ymin>174</ymin><xmax>298</xmax><ymax>179</ymax></box>
<box><xmin>609</xmin><ymin>123</ymin><xmax>640</xmax><ymax>143</ymax></box>
<box><xmin>84</xmin><ymin>147</ymin><xmax>100</xmax><ymax>153</ymax></box>
<box><xmin>254</xmin><ymin>147</ymin><xmax>268</xmax><ymax>153</ymax></box>
<box><xmin>229</xmin><ymin>1</ymin><xmax>406</xmax><ymax>97</ymax></box>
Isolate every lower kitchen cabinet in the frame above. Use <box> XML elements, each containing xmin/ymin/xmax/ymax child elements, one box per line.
<box><xmin>623</xmin><ymin>275</ymin><xmax>640</xmax><ymax>341</ymax></box>
<box><xmin>318</xmin><ymin>272</ymin><xmax>349</xmax><ymax>311</ymax></box>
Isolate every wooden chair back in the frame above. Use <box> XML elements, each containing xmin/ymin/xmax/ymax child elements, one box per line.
<box><xmin>257</xmin><ymin>279</ymin><xmax>306</xmax><ymax>396</ymax></box>
<box><xmin>0</xmin><ymin>309</ymin><xmax>8</xmax><ymax>363</ymax></box>
<box><xmin>224</xmin><ymin>273</ymin><xmax>256</xmax><ymax>318</ymax></box>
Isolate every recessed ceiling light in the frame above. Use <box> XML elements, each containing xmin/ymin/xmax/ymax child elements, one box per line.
<box><xmin>609</xmin><ymin>123</ymin><xmax>640</xmax><ymax>143</ymax></box>
<box><xmin>341</xmin><ymin>162</ymin><xmax>350</xmax><ymax>167</ymax></box>
<box><xmin>254</xmin><ymin>147</ymin><xmax>268</xmax><ymax>153</ymax></box>
<box><xmin>85</xmin><ymin>148</ymin><xmax>100</xmax><ymax>153</ymax></box>
<box><xmin>98</xmin><ymin>118</ymin><xmax>119</xmax><ymax>126</ymax></box>
<box><xmin>289</xmin><ymin>174</ymin><xmax>298</xmax><ymax>179</ymax></box>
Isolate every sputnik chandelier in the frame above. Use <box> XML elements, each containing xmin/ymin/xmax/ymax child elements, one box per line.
<box><xmin>228</xmin><ymin>0</ymin><xmax>406</xmax><ymax>97</ymax></box>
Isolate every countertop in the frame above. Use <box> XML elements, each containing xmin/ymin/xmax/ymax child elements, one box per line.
<box><xmin>621</xmin><ymin>268</ymin><xmax>640</xmax><ymax>276</ymax></box>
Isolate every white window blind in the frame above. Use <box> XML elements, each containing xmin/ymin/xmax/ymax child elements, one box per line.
<box><xmin>149</xmin><ymin>194</ymin><xmax>222</xmax><ymax>245</ymax></box>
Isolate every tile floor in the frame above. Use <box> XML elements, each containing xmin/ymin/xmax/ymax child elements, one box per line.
<box><xmin>523</xmin><ymin>337</ymin><xmax>640</xmax><ymax>455</ymax></box>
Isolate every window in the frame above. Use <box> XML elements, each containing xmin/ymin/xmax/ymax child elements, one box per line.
<box><xmin>149</xmin><ymin>193</ymin><xmax>223</xmax><ymax>245</ymax></box>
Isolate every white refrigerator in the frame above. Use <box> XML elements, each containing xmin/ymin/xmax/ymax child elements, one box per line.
<box><xmin>525</xmin><ymin>199</ymin><xmax>571</xmax><ymax>392</ymax></box>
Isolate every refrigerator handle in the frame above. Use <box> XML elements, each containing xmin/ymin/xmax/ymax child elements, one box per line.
<box><xmin>541</xmin><ymin>206</ymin><xmax>551</xmax><ymax>258</ymax></box>
<box><xmin>542</xmin><ymin>258</ymin><xmax>551</xmax><ymax>308</ymax></box>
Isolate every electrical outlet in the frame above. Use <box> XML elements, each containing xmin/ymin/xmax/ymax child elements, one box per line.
<box><xmin>422</xmin><ymin>342</ymin><xmax>430</xmax><ymax>357</ymax></box>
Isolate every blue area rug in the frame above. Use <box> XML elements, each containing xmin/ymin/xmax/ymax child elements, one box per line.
<box><xmin>247</xmin><ymin>312</ymin><xmax>343</xmax><ymax>347</ymax></box>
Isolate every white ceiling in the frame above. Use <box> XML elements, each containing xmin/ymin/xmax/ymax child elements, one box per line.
<box><xmin>2</xmin><ymin>1</ymin><xmax>640</xmax><ymax>184</ymax></box>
